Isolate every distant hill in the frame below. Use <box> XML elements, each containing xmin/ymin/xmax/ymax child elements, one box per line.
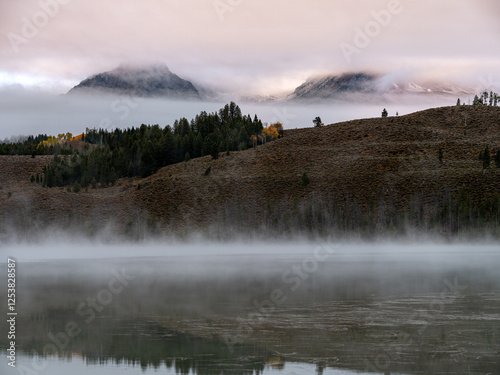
<box><xmin>289</xmin><ymin>73</ymin><xmax>376</xmax><ymax>101</ymax></box>
<box><xmin>287</xmin><ymin>72</ymin><xmax>475</xmax><ymax>102</ymax></box>
<box><xmin>67</xmin><ymin>63</ymin><xmax>201</xmax><ymax>99</ymax></box>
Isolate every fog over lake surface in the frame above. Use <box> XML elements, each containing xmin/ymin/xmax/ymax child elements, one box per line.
<box><xmin>1</xmin><ymin>241</ymin><xmax>499</xmax><ymax>375</ymax></box>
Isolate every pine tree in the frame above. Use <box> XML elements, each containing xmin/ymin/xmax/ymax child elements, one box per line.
<box><xmin>483</xmin><ymin>145</ymin><xmax>491</xmax><ymax>169</ymax></box>
<box><xmin>381</xmin><ymin>108</ymin><xmax>388</xmax><ymax>118</ymax></box>
<box><xmin>456</xmin><ymin>98</ymin><xmax>461</xmax><ymax>106</ymax></box>
<box><xmin>301</xmin><ymin>172</ymin><xmax>310</xmax><ymax>186</ymax></box>
<box><xmin>203</xmin><ymin>133</ymin><xmax>220</xmax><ymax>160</ymax></box>
<box><xmin>109</xmin><ymin>167</ymin><xmax>117</xmax><ymax>186</ymax></box>
<box><xmin>438</xmin><ymin>148</ymin><xmax>444</xmax><ymax>164</ymax></box>
<box><xmin>313</xmin><ymin>116</ymin><xmax>322</xmax><ymax>128</ymax></box>
<box><xmin>140</xmin><ymin>141</ymin><xmax>156</xmax><ymax>178</ymax></box>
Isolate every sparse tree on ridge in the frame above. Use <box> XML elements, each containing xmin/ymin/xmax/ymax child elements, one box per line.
<box><xmin>381</xmin><ymin>108</ymin><xmax>388</xmax><ymax>118</ymax></box>
<box><xmin>313</xmin><ymin>117</ymin><xmax>322</xmax><ymax>128</ymax></box>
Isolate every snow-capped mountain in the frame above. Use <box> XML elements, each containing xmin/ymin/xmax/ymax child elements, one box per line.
<box><xmin>286</xmin><ymin>73</ymin><xmax>476</xmax><ymax>102</ymax></box>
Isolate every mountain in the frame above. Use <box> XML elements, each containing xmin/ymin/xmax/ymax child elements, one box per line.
<box><xmin>287</xmin><ymin>72</ymin><xmax>475</xmax><ymax>102</ymax></box>
<box><xmin>67</xmin><ymin>64</ymin><xmax>201</xmax><ymax>99</ymax></box>
<box><xmin>289</xmin><ymin>73</ymin><xmax>377</xmax><ymax>101</ymax></box>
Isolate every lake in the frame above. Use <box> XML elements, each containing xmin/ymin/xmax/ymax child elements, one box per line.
<box><xmin>1</xmin><ymin>241</ymin><xmax>499</xmax><ymax>374</ymax></box>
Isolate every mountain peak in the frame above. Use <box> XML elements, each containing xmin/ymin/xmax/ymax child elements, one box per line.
<box><xmin>68</xmin><ymin>63</ymin><xmax>200</xmax><ymax>99</ymax></box>
<box><xmin>289</xmin><ymin>72</ymin><xmax>377</xmax><ymax>101</ymax></box>
<box><xmin>287</xmin><ymin>72</ymin><xmax>475</xmax><ymax>102</ymax></box>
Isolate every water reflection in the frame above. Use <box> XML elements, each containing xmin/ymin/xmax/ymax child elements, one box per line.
<box><xmin>0</xmin><ymin>354</ymin><xmax>387</xmax><ymax>375</ymax></box>
<box><xmin>1</xmin><ymin>317</ymin><xmax>386</xmax><ymax>375</ymax></box>
<box><xmin>0</xmin><ymin>245</ymin><xmax>499</xmax><ymax>375</ymax></box>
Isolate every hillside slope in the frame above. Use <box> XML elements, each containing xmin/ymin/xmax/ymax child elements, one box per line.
<box><xmin>134</xmin><ymin>105</ymin><xmax>500</xmax><ymax>237</ymax></box>
<box><xmin>1</xmin><ymin>106</ymin><xmax>500</xmax><ymax>240</ymax></box>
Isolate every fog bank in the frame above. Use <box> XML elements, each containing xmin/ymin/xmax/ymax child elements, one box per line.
<box><xmin>0</xmin><ymin>90</ymin><xmax>456</xmax><ymax>139</ymax></box>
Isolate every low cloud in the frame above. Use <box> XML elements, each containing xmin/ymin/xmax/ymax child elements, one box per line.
<box><xmin>0</xmin><ymin>0</ymin><xmax>498</xmax><ymax>96</ymax></box>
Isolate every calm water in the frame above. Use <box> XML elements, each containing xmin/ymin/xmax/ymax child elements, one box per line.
<box><xmin>0</xmin><ymin>355</ymin><xmax>389</xmax><ymax>375</ymax></box>
<box><xmin>1</xmin><ymin>242</ymin><xmax>499</xmax><ymax>374</ymax></box>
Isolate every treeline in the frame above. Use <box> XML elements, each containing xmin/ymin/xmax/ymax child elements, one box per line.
<box><xmin>0</xmin><ymin>134</ymin><xmax>74</xmax><ymax>155</ymax></box>
<box><xmin>41</xmin><ymin>102</ymin><xmax>265</xmax><ymax>188</ymax></box>
<box><xmin>457</xmin><ymin>91</ymin><xmax>500</xmax><ymax>106</ymax></box>
<box><xmin>214</xmin><ymin>187</ymin><xmax>500</xmax><ymax>240</ymax></box>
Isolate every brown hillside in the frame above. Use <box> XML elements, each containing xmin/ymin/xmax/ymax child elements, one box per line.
<box><xmin>134</xmin><ymin>105</ymin><xmax>500</xmax><ymax>235</ymax></box>
<box><xmin>0</xmin><ymin>155</ymin><xmax>140</xmax><ymax>240</ymax></box>
<box><xmin>1</xmin><ymin>105</ymin><xmax>499</xmax><ymax>239</ymax></box>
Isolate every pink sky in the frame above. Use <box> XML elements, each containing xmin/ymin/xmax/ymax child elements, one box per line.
<box><xmin>1</xmin><ymin>0</ymin><xmax>499</xmax><ymax>95</ymax></box>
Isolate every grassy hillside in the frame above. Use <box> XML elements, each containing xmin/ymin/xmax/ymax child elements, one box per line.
<box><xmin>2</xmin><ymin>105</ymin><xmax>500</xmax><ymax>240</ymax></box>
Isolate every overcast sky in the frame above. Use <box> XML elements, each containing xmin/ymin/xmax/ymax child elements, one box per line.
<box><xmin>1</xmin><ymin>0</ymin><xmax>499</xmax><ymax>95</ymax></box>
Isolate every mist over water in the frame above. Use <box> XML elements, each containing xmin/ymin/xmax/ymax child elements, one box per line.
<box><xmin>2</xmin><ymin>239</ymin><xmax>499</xmax><ymax>261</ymax></box>
<box><xmin>1</xmin><ymin>240</ymin><xmax>499</xmax><ymax>375</ymax></box>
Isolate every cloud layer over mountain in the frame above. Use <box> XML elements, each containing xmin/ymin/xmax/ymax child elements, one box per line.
<box><xmin>0</xmin><ymin>0</ymin><xmax>499</xmax><ymax>95</ymax></box>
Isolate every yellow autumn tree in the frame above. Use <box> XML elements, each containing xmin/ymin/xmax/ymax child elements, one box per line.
<box><xmin>269</xmin><ymin>122</ymin><xmax>283</xmax><ymax>138</ymax></box>
<box><xmin>57</xmin><ymin>133</ymin><xmax>73</xmax><ymax>142</ymax></box>
<box><xmin>262</xmin><ymin>127</ymin><xmax>271</xmax><ymax>143</ymax></box>
<box><xmin>39</xmin><ymin>136</ymin><xmax>59</xmax><ymax>147</ymax></box>
<box><xmin>251</xmin><ymin>123</ymin><xmax>284</xmax><ymax>147</ymax></box>
<box><xmin>267</xmin><ymin>125</ymin><xmax>279</xmax><ymax>140</ymax></box>
<box><xmin>250</xmin><ymin>134</ymin><xmax>258</xmax><ymax>148</ymax></box>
